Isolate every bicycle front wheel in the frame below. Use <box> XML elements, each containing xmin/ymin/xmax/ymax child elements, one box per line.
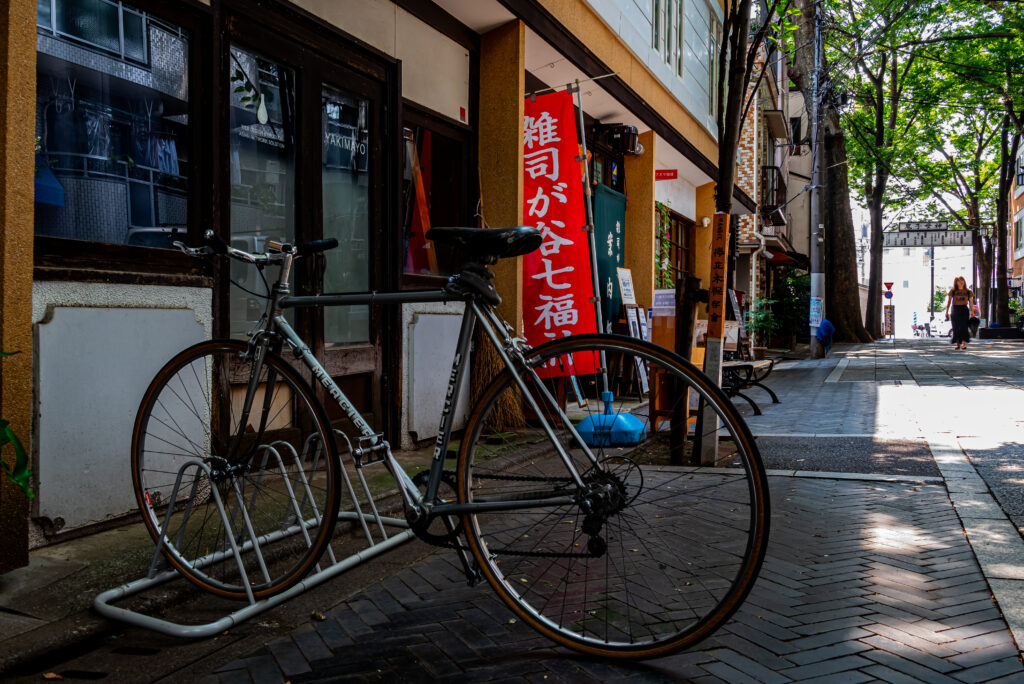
<box><xmin>457</xmin><ymin>334</ymin><xmax>769</xmax><ymax>658</ymax></box>
<box><xmin>132</xmin><ymin>340</ymin><xmax>341</xmax><ymax>599</ymax></box>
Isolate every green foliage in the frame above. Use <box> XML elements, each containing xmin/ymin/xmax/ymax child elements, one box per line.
<box><xmin>654</xmin><ymin>203</ymin><xmax>674</xmax><ymax>290</ymax></box>
<box><xmin>745</xmin><ymin>299</ymin><xmax>780</xmax><ymax>342</ymax></box>
<box><xmin>831</xmin><ymin>0</ymin><xmax>1023</xmax><ymax>227</ymax></box>
<box><xmin>930</xmin><ymin>287</ymin><xmax>947</xmax><ymax>314</ymax></box>
<box><xmin>0</xmin><ymin>351</ymin><xmax>33</xmax><ymax>500</ymax></box>
<box><xmin>1009</xmin><ymin>297</ymin><xmax>1024</xmax><ymax>315</ymax></box>
<box><xmin>772</xmin><ymin>268</ymin><xmax>811</xmax><ymax>339</ymax></box>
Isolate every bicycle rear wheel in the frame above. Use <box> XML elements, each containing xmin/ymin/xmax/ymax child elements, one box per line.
<box><xmin>457</xmin><ymin>334</ymin><xmax>769</xmax><ymax>658</ymax></box>
<box><xmin>132</xmin><ymin>340</ymin><xmax>341</xmax><ymax>599</ymax></box>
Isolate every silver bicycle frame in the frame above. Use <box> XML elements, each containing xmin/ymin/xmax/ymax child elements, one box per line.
<box><xmin>273</xmin><ymin>288</ymin><xmax>602</xmax><ymax>517</ymax></box>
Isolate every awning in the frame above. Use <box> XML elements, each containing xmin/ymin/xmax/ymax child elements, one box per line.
<box><xmin>765</xmin><ymin>248</ymin><xmax>809</xmax><ymax>269</ymax></box>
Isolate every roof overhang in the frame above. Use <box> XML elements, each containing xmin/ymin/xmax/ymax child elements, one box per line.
<box><xmin>764</xmin><ymin>109</ymin><xmax>789</xmax><ymax>140</ymax></box>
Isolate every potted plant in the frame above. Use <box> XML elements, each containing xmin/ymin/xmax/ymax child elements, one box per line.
<box><xmin>745</xmin><ymin>298</ymin><xmax>779</xmax><ymax>356</ymax></box>
<box><xmin>1</xmin><ymin>351</ymin><xmax>33</xmax><ymax>500</ymax></box>
<box><xmin>1010</xmin><ymin>297</ymin><xmax>1024</xmax><ymax>332</ymax></box>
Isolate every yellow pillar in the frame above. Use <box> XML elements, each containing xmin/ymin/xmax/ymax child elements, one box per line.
<box><xmin>0</xmin><ymin>0</ymin><xmax>37</xmax><ymax>573</ymax></box>
<box><xmin>694</xmin><ymin>182</ymin><xmax>716</xmax><ymax>320</ymax></box>
<box><xmin>478</xmin><ymin>20</ymin><xmax>525</xmax><ymax>330</ymax></box>
<box><xmin>624</xmin><ymin>130</ymin><xmax>656</xmax><ymax>310</ymax></box>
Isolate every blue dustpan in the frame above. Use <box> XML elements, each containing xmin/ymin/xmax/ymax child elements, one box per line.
<box><xmin>576</xmin><ymin>391</ymin><xmax>647</xmax><ymax>447</ymax></box>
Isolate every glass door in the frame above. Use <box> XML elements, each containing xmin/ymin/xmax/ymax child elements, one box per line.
<box><xmin>223</xmin><ymin>14</ymin><xmax>393</xmax><ymax>435</ymax></box>
<box><xmin>227</xmin><ymin>43</ymin><xmax>297</xmax><ymax>339</ymax></box>
<box><xmin>321</xmin><ymin>84</ymin><xmax>371</xmax><ymax>347</ymax></box>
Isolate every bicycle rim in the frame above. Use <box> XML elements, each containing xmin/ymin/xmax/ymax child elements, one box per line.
<box><xmin>457</xmin><ymin>334</ymin><xmax>769</xmax><ymax>658</ymax></box>
<box><xmin>132</xmin><ymin>340</ymin><xmax>340</xmax><ymax>599</ymax></box>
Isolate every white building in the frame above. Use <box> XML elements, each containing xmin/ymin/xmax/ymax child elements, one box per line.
<box><xmin>881</xmin><ymin>245</ymin><xmax>973</xmax><ymax>338</ymax></box>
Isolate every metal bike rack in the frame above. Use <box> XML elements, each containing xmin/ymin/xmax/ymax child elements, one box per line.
<box><xmin>94</xmin><ymin>431</ymin><xmax>415</xmax><ymax>638</ymax></box>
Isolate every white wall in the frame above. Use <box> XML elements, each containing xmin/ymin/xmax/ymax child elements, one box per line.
<box><xmin>584</xmin><ymin>0</ymin><xmax>722</xmax><ymax>136</ymax></box>
<box><xmin>292</xmin><ymin>0</ymin><xmax>471</xmax><ymax>124</ymax></box>
<box><xmin>655</xmin><ymin>175</ymin><xmax>696</xmax><ymax>220</ymax></box>
<box><xmin>33</xmin><ymin>283</ymin><xmax>211</xmax><ymax>531</ymax></box>
<box><xmin>400</xmin><ymin>302</ymin><xmax>471</xmax><ymax>449</ymax></box>
<box><xmin>881</xmin><ymin>246</ymin><xmax>972</xmax><ymax>337</ymax></box>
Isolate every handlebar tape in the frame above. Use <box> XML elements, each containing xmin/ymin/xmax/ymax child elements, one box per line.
<box><xmin>295</xmin><ymin>238</ymin><xmax>340</xmax><ymax>256</ymax></box>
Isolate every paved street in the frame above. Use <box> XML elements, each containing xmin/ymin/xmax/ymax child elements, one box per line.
<box><xmin>6</xmin><ymin>338</ymin><xmax>1024</xmax><ymax>683</ymax></box>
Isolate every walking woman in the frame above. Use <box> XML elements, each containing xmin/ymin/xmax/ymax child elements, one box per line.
<box><xmin>945</xmin><ymin>276</ymin><xmax>975</xmax><ymax>350</ymax></box>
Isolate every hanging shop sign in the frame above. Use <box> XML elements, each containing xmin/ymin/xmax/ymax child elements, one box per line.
<box><xmin>883</xmin><ymin>230</ymin><xmax>972</xmax><ymax>247</ymax></box>
<box><xmin>655</xmin><ymin>169</ymin><xmax>678</xmax><ymax>180</ymax></box>
<box><xmin>522</xmin><ymin>90</ymin><xmax>598</xmax><ymax>373</ymax></box>
<box><xmin>898</xmin><ymin>221</ymin><xmax>948</xmax><ymax>231</ymax></box>
<box><xmin>706</xmin><ymin>214</ymin><xmax>730</xmax><ymax>338</ymax></box>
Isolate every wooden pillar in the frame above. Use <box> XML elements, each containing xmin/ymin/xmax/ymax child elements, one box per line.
<box><xmin>478</xmin><ymin>20</ymin><xmax>525</xmax><ymax>329</ymax></box>
<box><xmin>0</xmin><ymin>0</ymin><xmax>37</xmax><ymax>573</ymax></box>
<box><xmin>694</xmin><ymin>181</ymin><xmax>716</xmax><ymax>320</ymax></box>
<box><xmin>624</xmin><ymin>130</ymin><xmax>656</xmax><ymax>310</ymax></box>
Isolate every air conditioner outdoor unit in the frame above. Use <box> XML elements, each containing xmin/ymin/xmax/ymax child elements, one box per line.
<box><xmin>597</xmin><ymin>124</ymin><xmax>644</xmax><ymax>156</ymax></box>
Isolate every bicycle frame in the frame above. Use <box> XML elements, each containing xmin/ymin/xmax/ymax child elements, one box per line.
<box><xmin>256</xmin><ymin>280</ymin><xmax>602</xmax><ymax>524</ymax></box>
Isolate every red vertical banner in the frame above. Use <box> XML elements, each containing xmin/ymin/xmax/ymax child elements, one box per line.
<box><xmin>522</xmin><ymin>91</ymin><xmax>597</xmax><ymax>375</ymax></box>
<box><xmin>707</xmin><ymin>213</ymin><xmax>730</xmax><ymax>339</ymax></box>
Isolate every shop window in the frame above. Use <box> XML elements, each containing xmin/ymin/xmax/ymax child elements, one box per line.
<box><xmin>34</xmin><ymin>0</ymin><xmax>190</xmax><ymax>249</ymax></box>
<box><xmin>589</xmin><ymin>150</ymin><xmax>624</xmax><ymax>193</ymax></box>
<box><xmin>322</xmin><ymin>84</ymin><xmax>371</xmax><ymax>346</ymax></box>
<box><xmin>1014</xmin><ymin>215</ymin><xmax>1024</xmax><ymax>258</ymax></box>
<box><xmin>401</xmin><ymin>112</ymin><xmax>470</xmax><ymax>279</ymax></box>
<box><xmin>227</xmin><ymin>44</ymin><xmax>296</xmax><ymax>339</ymax></box>
<box><xmin>655</xmin><ymin>203</ymin><xmax>693</xmax><ymax>290</ymax></box>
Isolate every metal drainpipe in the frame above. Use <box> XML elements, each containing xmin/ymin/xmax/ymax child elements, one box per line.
<box><xmin>749</xmin><ymin>227</ymin><xmax>766</xmax><ymax>346</ymax></box>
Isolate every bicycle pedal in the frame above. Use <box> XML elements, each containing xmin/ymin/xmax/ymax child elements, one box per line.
<box><xmin>352</xmin><ymin>433</ymin><xmax>388</xmax><ymax>466</ymax></box>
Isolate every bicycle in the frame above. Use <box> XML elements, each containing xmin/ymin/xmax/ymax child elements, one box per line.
<box><xmin>131</xmin><ymin>225</ymin><xmax>770</xmax><ymax>659</ymax></box>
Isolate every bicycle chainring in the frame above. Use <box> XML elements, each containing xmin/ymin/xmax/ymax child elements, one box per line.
<box><xmin>410</xmin><ymin>470</ymin><xmax>466</xmax><ymax>547</ymax></box>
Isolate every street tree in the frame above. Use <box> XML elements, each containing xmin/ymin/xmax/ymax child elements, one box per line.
<box><xmin>787</xmin><ymin>0</ymin><xmax>873</xmax><ymax>342</ymax></box>
<box><xmin>826</xmin><ymin>0</ymin><xmax>941</xmax><ymax>339</ymax></box>
<box><xmin>837</xmin><ymin>0</ymin><xmax>1022</xmax><ymax>326</ymax></box>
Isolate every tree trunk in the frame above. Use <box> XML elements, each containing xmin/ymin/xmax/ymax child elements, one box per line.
<box><xmin>865</xmin><ymin>197</ymin><xmax>885</xmax><ymax>337</ymax></box>
<box><xmin>977</xmin><ymin>233</ymin><xmax>992</xmax><ymax>322</ymax></box>
<box><xmin>788</xmin><ymin>0</ymin><xmax>873</xmax><ymax>343</ymax></box>
<box><xmin>824</xmin><ymin>125</ymin><xmax>874</xmax><ymax>342</ymax></box>
<box><xmin>994</xmin><ymin>120</ymin><xmax>1020</xmax><ymax>327</ymax></box>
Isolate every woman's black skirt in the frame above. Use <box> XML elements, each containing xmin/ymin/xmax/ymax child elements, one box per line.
<box><xmin>951</xmin><ymin>304</ymin><xmax>970</xmax><ymax>345</ymax></box>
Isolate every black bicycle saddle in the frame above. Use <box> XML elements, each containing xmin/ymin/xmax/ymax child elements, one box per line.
<box><xmin>426</xmin><ymin>226</ymin><xmax>541</xmax><ymax>264</ymax></box>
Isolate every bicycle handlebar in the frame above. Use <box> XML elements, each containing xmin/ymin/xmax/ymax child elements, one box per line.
<box><xmin>173</xmin><ymin>231</ymin><xmax>339</xmax><ymax>265</ymax></box>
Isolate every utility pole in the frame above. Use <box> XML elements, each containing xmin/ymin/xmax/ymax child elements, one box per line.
<box><xmin>929</xmin><ymin>247</ymin><xmax>935</xmax><ymax>323</ymax></box>
<box><xmin>808</xmin><ymin>2</ymin><xmax>826</xmax><ymax>358</ymax></box>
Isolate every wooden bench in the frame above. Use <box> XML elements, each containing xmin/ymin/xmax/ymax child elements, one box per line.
<box><xmin>721</xmin><ymin>358</ymin><xmax>778</xmax><ymax>416</ymax></box>
<box><xmin>692</xmin><ymin>322</ymin><xmax>780</xmax><ymax>416</ymax></box>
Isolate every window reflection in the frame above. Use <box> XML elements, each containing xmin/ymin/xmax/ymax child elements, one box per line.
<box><xmin>228</xmin><ymin>45</ymin><xmax>296</xmax><ymax>339</ymax></box>
<box><xmin>322</xmin><ymin>84</ymin><xmax>370</xmax><ymax>346</ymax></box>
<box><xmin>34</xmin><ymin>0</ymin><xmax>189</xmax><ymax>247</ymax></box>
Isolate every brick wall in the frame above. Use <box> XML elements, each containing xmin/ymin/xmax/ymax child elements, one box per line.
<box><xmin>735</xmin><ymin>48</ymin><xmax>763</xmax><ymax>245</ymax></box>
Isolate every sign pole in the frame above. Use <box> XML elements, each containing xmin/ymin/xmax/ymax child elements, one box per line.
<box><xmin>570</xmin><ymin>82</ymin><xmax>611</xmax><ymax>396</ymax></box>
<box><xmin>570</xmin><ymin>82</ymin><xmax>603</xmax><ymax>337</ymax></box>
<box><xmin>930</xmin><ymin>246</ymin><xmax>935</xmax><ymax>322</ymax></box>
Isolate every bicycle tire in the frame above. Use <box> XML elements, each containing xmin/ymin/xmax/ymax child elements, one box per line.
<box><xmin>456</xmin><ymin>333</ymin><xmax>769</xmax><ymax>658</ymax></box>
<box><xmin>132</xmin><ymin>339</ymin><xmax>341</xmax><ymax>599</ymax></box>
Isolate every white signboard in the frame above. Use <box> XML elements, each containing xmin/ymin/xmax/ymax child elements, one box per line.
<box><xmin>616</xmin><ymin>267</ymin><xmax>637</xmax><ymax>307</ymax></box>
<box><xmin>898</xmin><ymin>221</ymin><xmax>949</xmax><ymax>231</ymax></box>
<box><xmin>883</xmin><ymin>230</ymin><xmax>973</xmax><ymax>247</ymax></box>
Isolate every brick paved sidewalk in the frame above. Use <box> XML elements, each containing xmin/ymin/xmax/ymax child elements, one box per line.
<box><xmin>199</xmin><ymin>475</ymin><xmax>1023</xmax><ymax>683</ymax></box>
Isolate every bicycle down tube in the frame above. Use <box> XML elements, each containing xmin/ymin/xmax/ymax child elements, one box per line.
<box><xmin>275</xmin><ymin>289</ymin><xmax>599</xmax><ymax>517</ymax></box>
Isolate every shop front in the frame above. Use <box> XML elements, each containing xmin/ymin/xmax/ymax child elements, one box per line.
<box><xmin>23</xmin><ymin>0</ymin><xmax>475</xmax><ymax>540</ymax></box>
